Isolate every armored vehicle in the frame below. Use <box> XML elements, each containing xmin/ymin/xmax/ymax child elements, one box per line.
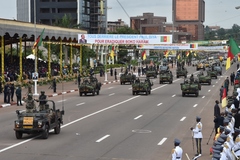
<box><xmin>159</xmin><ymin>65</ymin><xmax>169</xmax><ymax>74</ymax></box>
<box><xmin>197</xmin><ymin>72</ymin><xmax>211</xmax><ymax>85</ymax></box>
<box><xmin>132</xmin><ymin>78</ymin><xmax>153</xmax><ymax>95</ymax></box>
<box><xmin>207</xmin><ymin>70</ymin><xmax>218</xmax><ymax>79</ymax></box>
<box><xmin>146</xmin><ymin>70</ymin><xmax>157</xmax><ymax>78</ymax></box>
<box><xmin>213</xmin><ymin>66</ymin><xmax>222</xmax><ymax>75</ymax></box>
<box><xmin>180</xmin><ymin>78</ymin><xmax>201</xmax><ymax>97</ymax></box>
<box><xmin>176</xmin><ymin>67</ymin><xmax>188</xmax><ymax>78</ymax></box>
<box><xmin>14</xmin><ymin>100</ymin><xmax>64</xmax><ymax>139</ymax></box>
<box><xmin>120</xmin><ymin>73</ymin><xmax>136</xmax><ymax>84</ymax></box>
<box><xmin>159</xmin><ymin>70</ymin><xmax>173</xmax><ymax>84</ymax></box>
<box><xmin>79</xmin><ymin>76</ymin><xmax>102</xmax><ymax>96</ymax></box>
<box><xmin>196</xmin><ymin>62</ymin><xmax>205</xmax><ymax>71</ymax></box>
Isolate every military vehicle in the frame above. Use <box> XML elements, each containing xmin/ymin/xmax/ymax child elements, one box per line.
<box><xmin>79</xmin><ymin>76</ymin><xmax>102</xmax><ymax>96</ymax></box>
<box><xmin>196</xmin><ymin>62</ymin><xmax>205</xmax><ymax>71</ymax></box>
<box><xmin>146</xmin><ymin>70</ymin><xmax>157</xmax><ymax>78</ymax></box>
<box><xmin>197</xmin><ymin>72</ymin><xmax>211</xmax><ymax>85</ymax></box>
<box><xmin>207</xmin><ymin>70</ymin><xmax>218</xmax><ymax>79</ymax></box>
<box><xmin>132</xmin><ymin>78</ymin><xmax>153</xmax><ymax>95</ymax></box>
<box><xmin>213</xmin><ymin>66</ymin><xmax>222</xmax><ymax>75</ymax></box>
<box><xmin>120</xmin><ymin>73</ymin><xmax>136</xmax><ymax>84</ymax></box>
<box><xmin>176</xmin><ymin>67</ymin><xmax>188</xmax><ymax>78</ymax></box>
<box><xmin>159</xmin><ymin>70</ymin><xmax>173</xmax><ymax>84</ymax></box>
<box><xmin>159</xmin><ymin>65</ymin><xmax>169</xmax><ymax>74</ymax></box>
<box><xmin>180</xmin><ymin>78</ymin><xmax>201</xmax><ymax>97</ymax></box>
<box><xmin>14</xmin><ymin>100</ymin><xmax>64</xmax><ymax>139</ymax></box>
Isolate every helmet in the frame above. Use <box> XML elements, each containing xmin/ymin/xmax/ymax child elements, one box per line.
<box><xmin>41</xmin><ymin>91</ymin><xmax>45</xmax><ymax>94</ymax></box>
<box><xmin>28</xmin><ymin>93</ymin><xmax>33</xmax><ymax>99</ymax></box>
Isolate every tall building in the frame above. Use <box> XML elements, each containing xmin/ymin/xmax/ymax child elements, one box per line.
<box><xmin>16</xmin><ymin>0</ymin><xmax>107</xmax><ymax>34</ymax></box>
<box><xmin>173</xmin><ymin>0</ymin><xmax>205</xmax><ymax>41</ymax></box>
<box><xmin>107</xmin><ymin>19</ymin><xmax>128</xmax><ymax>33</ymax></box>
<box><xmin>130</xmin><ymin>13</ymin><xmax>166</xmax><ymax>34</ymax></box>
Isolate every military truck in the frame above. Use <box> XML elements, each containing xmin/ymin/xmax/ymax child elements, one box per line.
<box><xmin>176</xmin><ymin>67</ymin><xmax>188</xmax><ymax>78</ymax></box>
<box><xmin>196</xmin><ymin>62</ymin><xmax>205</xmax><ymax>71</ymax></box>
<box><xmin>159</xmin><ymin>70</ymin><xmax>173</xmax><ymax>84</ymax></box>
<box><xmin>197</xmin><ymin>72</ymin><xmax>211</xmax><ymax>85</ymax></box>
<box><xmin>79</xmin><ymin>77</ymin><xmax>102</xmax><ymax>96</ymax></box>
<box><xmin>146</xmin><ymin>70</ymin><xmax>157</xmax><ymax>78</ymax></box>
<box><xmin>213</xmin><ymin>66</ymin><xmax>222</xmax><ymax>75</ymax></box>
<box><xmin>159</xmin><ymin>65</ymin><xmax>169</xmax><ymax>74</ymax></box>
<box><xmin>132</xmin><ymin>78</ymin><xmax>153</xmax><ymax>95</ymax></box>
<box><xmin>207</xmin><ymin>70</ymin><xmax>218</xmax><ymax>79</ymax></box>
<box><xmin>180</xmin><ymin>78</ymin><xmax>201</xmax><ymax>97</ymax></box>
<box><xmin>120</xmin><ymin>73</ymin><xmax>136</xmax><ymax>85</ymax></box>
<box><xmin>14</xmin><ymin>100</ymin><xmax>64</xmax><ymax>139</ymax></box>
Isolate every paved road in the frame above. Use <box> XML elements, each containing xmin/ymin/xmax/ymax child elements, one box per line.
<box><xmin>0</xmin><ymin>63</ymin><xmax>236</xmax><ymax>160</ymax></box>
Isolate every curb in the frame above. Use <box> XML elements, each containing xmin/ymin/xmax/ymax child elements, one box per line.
<box><xmin>0</xmin><ymin>80</ymin><xmax>119</xmax><ymax>108</ymax></box>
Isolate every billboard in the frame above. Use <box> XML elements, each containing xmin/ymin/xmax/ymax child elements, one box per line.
<box><xmin>78</xmin><ymin>34</ymin><xmax>172</xmax><ymax>45</ymax></box>
<box><xmin>137</xmin><ymin>43</ymin><xmax>198</xmax><ymax>50</ymax></box>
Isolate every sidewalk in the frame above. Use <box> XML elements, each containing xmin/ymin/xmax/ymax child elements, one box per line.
<box><xmin>0</xmin><ymin>72</ymin><xmax>119</xmax><ymax>108</ymax></box>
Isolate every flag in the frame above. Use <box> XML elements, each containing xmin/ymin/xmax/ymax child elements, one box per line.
<box><xmin>226</xmin><ymin>38</ymin><xmax>240</xmax><ymax>70</ymax></box>
<box><xmin>160</xmin><ymin>36</ymin><xmax>170</xmax><ymax>42</ymax></box>
<box><xmin>190</xmin><ymin>44</ymin><xmax>196</xmax><ymax>48</ymax></box>
<box><xmin>164</xmin><ymin>50</ymin><xmax>169</xmax><ymax>58</ymax></box>
<box><xmin>177</xmin><ymin>54</ymin><xmax>180</xmax><ymax>60</ymax></box>
<box><xmin>221</xmin><ymin>88</ymin><xmax>227</xmax><ymax>108</ymax></box>
<box><xmin>109</xmin><ymin>45</ymin><xmax>114</xmax><ymax>59</ymax></box>
<box><xmin>100</xmin><ymin>0</ymin><xmax>104</xmax><ymax>14</ymax></box>
<box><xmin>142</xmin><ymin>50</ymin><xmax>146</xmax><ymax>60</ymax></box>
<box><xmin>238</xmin><ymin>54</ymin><xmax>240</xmax><ymax>61</ymax></box>
<box><xmin>32</xmin><ymin>28</ymin><xmax>45</xmax><ymax>52</ymax></box>
<box><xmin>186</xmin><ymin>51</ymin><xmax>189</xmax><ymax>57</ymax></box>
<box><xmin>194</xmin><ymin>52</ymin><xmax>197</xmax><ymax>57</ymax></box>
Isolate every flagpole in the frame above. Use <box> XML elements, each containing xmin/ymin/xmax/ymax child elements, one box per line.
<box><xmin>33</xmin><ymin>0</ymin><xmax>39</xmax><ymax>96</ymax></box>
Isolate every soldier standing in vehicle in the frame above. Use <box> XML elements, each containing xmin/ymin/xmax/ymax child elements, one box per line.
<box><xmin>190</xmin><ymin>74</ymin><xmax>194</xmax><ymax>83</ymax></box>
<box><xmin>24</xmin><ymin>93</ymin><xmax>36</xmax><ymax>113</ymax></box>
<box><xmin>38</xmin><ymin>91</ymin><xmax>47</xmax><ymax>111</ymax></box>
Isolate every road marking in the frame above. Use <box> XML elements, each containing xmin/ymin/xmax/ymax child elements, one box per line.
<box><xmin>96</xmin><ymin>135</ymin><xmax>110</xmax><ymax>142</ymax></box>
<box><xmin>208</xmin><ymin>90</ymin><xmax>211</xmax><ymax>92</ymax></box>
<box><xmin>76</xmin><ymin>102</ymin><xmax>85</xmax><ymax>106</ymax></box>
<box><xmin>57</xmin><ymin>99</ymin><xmax>66</xmax><ymax>103</ymax></box>
<box><xmin>128</xmin><ymin>87</ymin><xmax>132</xmax><ymax>90</ymax></box>
<box><xmin>212</xmin><ymin>85</ymin><xmax>215</xmax><ymax>87</ymax></box>
<box><xmin>158</xmin><ymin>138</ymin><xmax>167</xmax><ymax>145</ymax></box>
<box><xmin>157</xmin><ymin>103</ymin><xmax>163</xmax><ymax>106</ymax></box>
<box><xmin>180</xmin><ymin>117</ymin><xmax>186</xmax><ymax>121</ymax></box>
<box><xmin>172</xmin><ymin>94</ymin><xmax>176</xmax><ymax>97</ymax></box>
<box><xmin>193</xmin><ymin>104</ymin><xmax>198</xmax><ymax>108</ymax></box>
<box><xmin>108</xmin><ymin>87</ymin><xmax>114</xmax><ymax>89</ymax></box>
<box><xmin>202</xmin><ymin>96</ymin><xmax>205</xmax><ymax>98</ymax></box>
<box><xmin>134</xmin><ymin>115</ymin><xmax>143</xmax><ymax>120</ymax></box>
<box><xmin>109</xmin><ymin>93</ymin><xmax>115</xmax><ymax>96</ymax></box>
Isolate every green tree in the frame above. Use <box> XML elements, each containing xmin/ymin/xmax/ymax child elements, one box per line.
<box><xmin>109</xmin><ymin>26</ymin><xmax>139</xmax><ymax>34</ymax></box>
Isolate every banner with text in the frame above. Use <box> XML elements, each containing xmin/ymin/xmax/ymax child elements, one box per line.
<box><xmin>136</xmin><ymin>43</ymin><xmax>198</xmax><ymax>50</ymax></box>
<box><xmin>78</xmin><ymin>34</ymin><xmax>172</xmax><ymax>44</ymax></box>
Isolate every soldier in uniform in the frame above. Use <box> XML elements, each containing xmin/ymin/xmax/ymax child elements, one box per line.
<box><xmin>171</xmin><ymin>138</ymin><xmax>183</xmax><ymax>160</ymax></box>
<box><xmin>232</xmin><ymin>128</ymin><xmax>240</xmax><ymax>158</ymax></box>
<box><xmin>191</xmin><ymin>116</ymin><xmax>203</xmax><ymax>157</ymax></box>
<box><xmin>27</xmin><ymin>81</ymin><xmax>32</xmax><ymax>94</ymax></box>
<box><xmin>24</xmin><ymin>93</ymin><xmax>36</xmax><ymax>113</ymax></box>
<box><xmin>37</xmin><ymin>91</ymin><xmax>47</xmax><ymax>111</ymax></box>
<box><xmin>190</xmin><ymin>74</ymin><xmax>194</xmax><ymax>83</ymax></box>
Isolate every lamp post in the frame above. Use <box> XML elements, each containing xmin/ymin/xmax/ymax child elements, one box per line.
<box><xmin>33</xmin><ymin>0</ymin><xmax>39</xmax><ymax>96</ymax></box>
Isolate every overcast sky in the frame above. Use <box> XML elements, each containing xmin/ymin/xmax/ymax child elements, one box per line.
<box><xmin>1</xmin><ymin>0</ymin><xmax>240</xmax><ymax>29</ymax></box>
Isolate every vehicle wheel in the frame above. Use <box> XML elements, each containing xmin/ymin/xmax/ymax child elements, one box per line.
<box><xmin>182</xmin><ymin>93</ymin><xmax>185</xmax><ymax>97</ymax></box>
<box><xmin>42</xmin><ymin>125</ymin><xmax>49</xmax><ymax>139</ymax></box>
<box><xmin>92</xmin><ymin>90</ymin><xmax>95</xmax><ymax>96</ymax></box>
<box><xmin>79</xmin><ymin>91</ymin><xmax>82</xmax><ymax>96</ymax></box>
<box><xmin>146</xmin><ymin>90</ymin><xmax>149</xmax><ymax>95</ymax></box>
<box><xmin>97</xmin><ymin>89</ymin><xmax>99</xmax><ymax>95</ymax></box>
<box><xmin>159</xmin><ymin>81</ymin><xmax>162</xmax><ymax>84</ymax></box>
<box><xmin>196</xmin><ymin>92</ymin><xmax>199</xmax><ymax>97</ymax></box>
<box><xmin>149</xmin><ymin>90</ymin><xmax>151</xmax><ymax>94</ymax></box>
<box><xmin>170</xmin><ymin>80</ymin><xmax>173</xmax><ymax>84</ymax></box>
<box><xmin>54</xmin><ymin>121</ymin><xmax>61</xmax><ymax>134</ymax></box>
<box><xmin>177</xmin><ymin>75</ymin><xmax>179</xmax><ymax>78</ymax></box>
<box><xmin>185</xmin><ymin>75</ymin><xmax>187</xmax><ymax>78</ymax></box>
<box><xmin>216</xmin><ymin>76</ymin><xmax>217</xmax><ymax>79</ymax></box>
<box><xmin>209</xmin><ymin>81</ymin><xmax>211</xmax><ymax>85</ymax></box>
<box><xmin>132</xmin><ymin>91</ymin><xmax>135</xmax><ymax>95</ymax></box>
<box><xmin>120</xmin><ymin>82</ymin><xmax>122</xmax><ymax>85</ymax></box>
<box><xmin>15</xmin><ymin>131</ymin><xmax>23</xmax><ymax>139</ymax></box>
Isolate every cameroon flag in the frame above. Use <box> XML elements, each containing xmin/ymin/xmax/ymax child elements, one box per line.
<box><xmin>221</xmin><ymin>88</ymin><xmax>227</xmax><ymax>108</ymax></box>
<box><xmin>160</xmin><ymin>36</ymin><xmax>170</xmax><ymax>42</ymax></box>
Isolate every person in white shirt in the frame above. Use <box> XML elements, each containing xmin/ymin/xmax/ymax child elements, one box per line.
<box><xmin>191</xmin><ymin>116</ymin><xmax>203</xmax><ymax>156</ymax></box>
<box><xmin>171</xmin><ymin>138</ymin><xmax>183</xmax><ymax>160</ymax></box>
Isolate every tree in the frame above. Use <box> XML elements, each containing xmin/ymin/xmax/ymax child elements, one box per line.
<box><xmin>109</xmin><ymin>26</ymin><xmax>139</xmax><ymax>34</ymax></box>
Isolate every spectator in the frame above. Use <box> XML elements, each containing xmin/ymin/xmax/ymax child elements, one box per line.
<box><xmin>114</xmin><ymin>69</ymin><xmax>117</xmax><ymax>80</ymax></box>
<box><xmin>214</xmin><ymin>112</ymin><xmax>224</xmax><ymax>134</ymax></box>
<box><xmin>230</xmin><ymin>72</ymin><xmax>235</xmax><ymax>86</ymax></box>
<box><xmin>15</xmin><ymin>86</ymin><xmax>22</xmax><ymax>106</ymax></box>
<box><xmin>214</xmin><ymin>100</ymin><xmax>220</xmax><ymax>118</ymax></box>
<box><xmin>219</xmin><ymin>85</ymin><xmax>224</xmax><ymax>103</ymax></box>
<box><xmin>77</xmin><ymin>74</ymin><xmax>81</xmax><ymax>86</ymax></box>
<box><xmin>110</xmin><ymin>67</ymin><xmax>113</xmax><ymax>76</ymax></box>
<box><xmin>10</xmin><ymin>83</ymin><xmax>14</xmax><ymax>102</ymax></box>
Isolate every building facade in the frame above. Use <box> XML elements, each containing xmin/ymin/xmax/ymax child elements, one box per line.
<box><xmin>107</xmin><ymin>19</ymin><xmax>128</xmax><ymax>33</ymax></box>
<box><xmin>173</xmin><ymin>0</ymin><xmax>205</xmax><ymax>41</ymax></box>
<box><xmin>16</xmin><ymin>0</ymin><xmax>107</xmax><ymax>34</ymax></box>
<box><xmin>130</xmin><ymin>13</ymin><xmax>167</xmax><ymax>34</ymax></box>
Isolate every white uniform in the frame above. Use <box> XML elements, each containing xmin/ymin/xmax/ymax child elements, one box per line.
<box><xmin>232</xmin><ymin>135</ymin><xmax>240</xmax><ymax>157</ymax></box>
<box><xmin>223</xmin><ymin>142</ymin><xmax>235</xmax><ymax>160</ymax></box>
<box><xmin>172</xmin><ymin>146</ymin><xmax>183</xmax><ymax>160</ymax></box>
<box><xmin>220</xmin><ymin>151</ymin><xmax>228</xmax><ymax>160</ymax></box>
<box><xmin>192</xmin><ymin>122</ymin><xmax>203</xmax><ymax>138</ymax></box>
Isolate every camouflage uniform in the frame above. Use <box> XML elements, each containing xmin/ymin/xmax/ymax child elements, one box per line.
<box><xmin>24</xmin><ymin>93</ymin><xmax>36</xmax><ymax>113</ymax></box>
<box><xmin>38</xmin><ymin>91</ymin><xmax>47</xmax><ymax>111</ymax></box>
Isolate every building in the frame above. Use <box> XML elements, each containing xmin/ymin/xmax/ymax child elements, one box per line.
<box><xmin>130</xmin><ymin>13</ymin><xmax>167</xmax><ymax>34</ymax></box>
<box><xmin>107</xmin><ymin>19</ymin><xmax>128</xmax><ymax>33</ymax></box>
<box><xmin>173</xmin><ymin>0</ymin><xmax>205</xmax><ymax>41</ymax></box>
<box><xmin>16</xmin><ymin>0</ymin><xmax>107</xmax><ymax>34</ymax></box>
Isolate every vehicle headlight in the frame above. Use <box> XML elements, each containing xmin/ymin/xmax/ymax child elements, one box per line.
<box><xmin>38</xmin><ymin>121</ymin><xmax>42</xmax><ymax>126</ymax></box>
<box><xmin>15</xmin><ymin>121</ymin><xmax>20</xmax><ymax>128</ymax></box>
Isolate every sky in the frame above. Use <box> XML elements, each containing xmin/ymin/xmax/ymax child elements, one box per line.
<box><xmin>1</xmin><ymin>0</ymin><xmax>240</xmax><ymax>29</ymax></box>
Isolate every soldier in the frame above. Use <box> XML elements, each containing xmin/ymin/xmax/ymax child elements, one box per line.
<box><xmin>24</xmin><ymin>93</ymin><xmax>36</xmax><ymax>113</ymax></box>
<box><xmin>53</xmin><ymin>78</ymin><xmax>56</xmax><ymax>93</ymax></box>
<box><xmin>232</xmin><ymin>128</ymin><xmax>240</xmax><ymax>157</ymax></box>
<box><xmin>171</xmin><ymin>138</ymin><xmax>183</xmax><ymax>160</ymax></box>
<box><xmin>27</xmin><ymin>81</ymin><xmax>32</xmax><ymax>94</ymax></box>
<box><xmin>135</xmin><ymin>78</ymin><xmax>140</xmax><ymax>83</ymax></box>
<box><xmin>191</xmin><ymin>116</ymin><xmax>203</xmax><ymax>157</ymax></box>
<box><xmin>77</xmin><ymin>74</ymin><xmax>81</xmax><ymax>86</ymax></box>
<box><xmin>190</xmin><ymin>74</ymin><xmax>194</xmax><ymax>83</ymax></box>
<box><xmin>114</xmin><ymin>69</ymin><xmax>117</xmax><ymax>80</ymax></box>
<box><xmin>15</xmin><ymin>86</ymin><xmax>23</xmax><ymax>106</ymax></box>
<box><xmin>38</xmin><ymin>91</ymin><xmax>47</xmax><ymax>111</ymax></box>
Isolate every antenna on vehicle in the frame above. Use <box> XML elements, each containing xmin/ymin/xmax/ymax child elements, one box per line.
<box><xmin>61</xmin><ymin>78</ymin><xmax>64</xmax><ymax>111</ymax></box>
